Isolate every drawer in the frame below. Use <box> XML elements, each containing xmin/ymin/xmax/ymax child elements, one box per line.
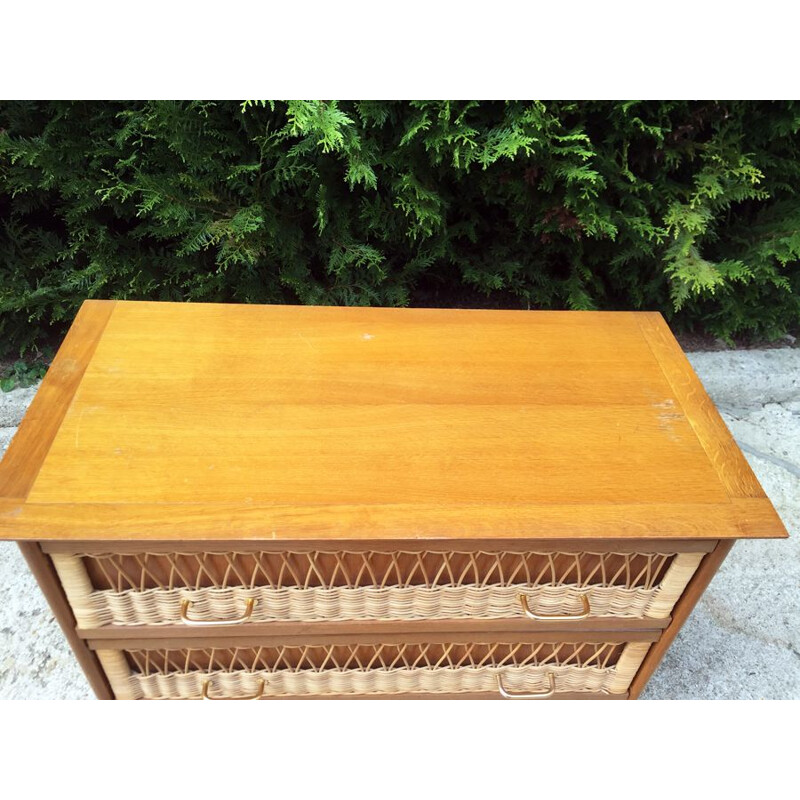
<box><xmin>50</xmin><ymin>545</ymin><xmax>706</xmax><ymax>630</ymax></box>
<box><xmin>94</xmin><ymin>636</ymin><xmax>654</xmax><ymax>699</ymax></box>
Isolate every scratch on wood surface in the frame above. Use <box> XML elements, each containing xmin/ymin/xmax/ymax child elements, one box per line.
<box><xmin>74</xmin><ymin>409</ymin><xmax>85</xmax><ymax>449</ymax></box>
<box><xmin>652</xmin><ymin>399</ymin><xmax>676</xmax><ymax>410</ymax></box>
<box><xmin>295</xmin><ymin>332</ymin><xmax>317</xmax><ymax>353</ymax></box>
<box><xmin>637</xmin><ymin>313</ymin><xmax>764</xmax><ymax>498</ymax></box>
<box><xmin>657</xmin><ymin>411</ymin><xmax>684</xmax><ymax>442</ymax></box>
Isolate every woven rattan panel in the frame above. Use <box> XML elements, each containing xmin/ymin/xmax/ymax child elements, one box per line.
<box><xmin>126</xmin><ymin>641</ymin><xmax>626</xmax><ymax>672</ymax></box>
<box><xmin>96</xmin><ymin>640</ymin><xmax>651</xmax><ymax>699</ymax></box>
<box><xmin>82</xmin><ymin>550</ymin><xmax>677</xmax><ymax>589</ymax></box>
<box><xmin>52</xmin><ymin>550</ymin><xmax>703</xmax><ymax>627</ymax></box>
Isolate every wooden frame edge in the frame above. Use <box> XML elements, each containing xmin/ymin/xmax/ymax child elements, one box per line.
<box><xmin>628</xmin><ymin>539</ymin><xmax>735</xmax><ymax>699</ymax></box>
<box><xmin>40</xmin><ymin>537</ymin><xmax>718</xmax><ymax>554</ymax></box>
<box><xmin>636</xmin><ymin>313</ymin><xmax>766</xmax><ymax>501</ymax></box>
<box><xmin>79</xmin><ymin>617</ymin><xmax>669</xmax><ymax>641</ymax></box>
<box><xmin>86</xmin><ymin>628</ymin><xmax>661</xmax><ymax>650</ymax></box>
<box><xmin>7</xmin><ymin>501</ymin><xmax>775</xmax><ymax>541</ymax></box>
<box><xmin>0</xmin><ymin>299</ymin><xmax>116</xmax><ymax>501</ymax></box>
<box><xmin>17</xmin><ymin>542</ymin><xmax>114</xmax><ymax>700</ymax></box>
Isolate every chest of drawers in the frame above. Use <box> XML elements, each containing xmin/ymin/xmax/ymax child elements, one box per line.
<box><xmin>0</xmin><ymin>300</ymin><xmax>787</xmax><ymax>699</ymax></box>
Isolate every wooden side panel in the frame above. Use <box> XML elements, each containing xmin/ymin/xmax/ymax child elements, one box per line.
<box><xmin>17</xmin><ymin>542</ymin><xmax>113</xmax><ymax>700</ymax></box>
<box><xmin>628</xmin><ymin>539</ymin><xmax>735</xmax><ymax>698</ymax></box>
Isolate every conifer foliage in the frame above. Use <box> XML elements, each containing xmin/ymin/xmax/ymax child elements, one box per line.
<box><xmin>1</xmin><ymin>100</ymin><xmax>799</xmax><ymax>354</ymax></box>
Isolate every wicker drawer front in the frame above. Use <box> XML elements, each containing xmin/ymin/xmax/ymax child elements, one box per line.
<box><xmin>53</xmin><ymin>548</ymin><xmax>704</xmax><ymax>629</ymax></box>
<box><xmin>95</xmin><ymin>639</ymin><xmax>652</xmax><ymax>699</ymax></box>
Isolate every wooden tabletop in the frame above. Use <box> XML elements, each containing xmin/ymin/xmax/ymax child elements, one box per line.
<box><xmin>0</xmin><ymin>300</ymin><xmax>787</xmax><ymax>541</ymax></box>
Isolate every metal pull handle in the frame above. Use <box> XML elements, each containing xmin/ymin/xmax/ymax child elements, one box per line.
<box><xmin>518</xmin><ymin>593</ymin><xmax>591</xmax><ymax>621</ymax></box>
<box><xmin>497</xmin><ymin>672</ymin><xmax>556</xmax><ymax>699</ymax></box>
<box><xmin>180</xmin><ymin>597</ymin><xmax>256</xmax><ymax>626</ymax></box>
<box><xmin>201</xmin><ymin>678</ymin><xmax>265</xmax><ymax>700</ymax></box>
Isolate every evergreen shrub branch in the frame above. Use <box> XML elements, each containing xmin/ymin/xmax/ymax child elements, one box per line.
<box><xmin>1</xmin><ymin>100</ymin><xmax>799</xmax><ymax>355</ymax></box>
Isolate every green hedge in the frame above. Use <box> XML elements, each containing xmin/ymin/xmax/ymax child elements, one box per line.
<box><xmin>1</xmin><ymin>100</ymin><xmax>799</xmax><ymax>355</ymax></box>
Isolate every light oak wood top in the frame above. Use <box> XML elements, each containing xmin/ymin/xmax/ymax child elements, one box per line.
<box><xmin>0</xmin><ymin>301</ymin><xmax>787</xmax><ymax>540</ymax></box>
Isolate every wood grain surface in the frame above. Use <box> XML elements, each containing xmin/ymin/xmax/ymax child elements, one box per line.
<box><xmin>0</xmin><ymin>300</ymin><xmax>115</xmax><ymax>500</ymax></box>
<box><xmin>636</xmin><ymin>313</ymin><xmax>765</xmax><ymax>498</ymax></box>
<box><xmin>0</xmin><ymin>302</ymin><xmax>788</xmax><ymax>541</ymax></box>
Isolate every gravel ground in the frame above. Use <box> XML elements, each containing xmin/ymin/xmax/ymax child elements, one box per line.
<box><xmin>0</xmin><ymin>349</ymin><xmax>798</xmax><ymax>700</ymax></box>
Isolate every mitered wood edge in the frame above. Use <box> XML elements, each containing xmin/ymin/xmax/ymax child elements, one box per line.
<box><xmin>0</xmin><ymin>498</ymin><xmax>786</xmax><ymax>540</ymax></box>
<box><xmin>0</xmin><ymin>306</ymin><xmax>787</xmax><ymax>541</ymax></box>
<box><xmin>637</xmin><ymin>312</ymin><xmax>788</xmax><ymax>540</ymax></box>
<box><xmin>0</xmin><ymin>300</ymin><xmax>116</xmax><ymax>502</ymax></box>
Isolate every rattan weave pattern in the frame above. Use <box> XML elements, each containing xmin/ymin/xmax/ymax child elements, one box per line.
<box><xmin>96</xmin><ymin>641</ymin><xmax>651</xmax><ymax>699</ymax></box>
<box><xmin>53</xmin><ymin>550</ymin><xmax>703</xmax><ymax>628</ymax></box>
<box><xmin>116</xmin><ymin>666</ymin><xmax>628</xmax><ymax>699</ymax></box>
<box><xmin>75</xmin><ymin>549</ymin><xmax>678</xmax><ymax>590</ymax></box>
<box><xmin>126</xmin><ymin>640</ymin><xmax>627</xmax><ymax>672</ymax></box>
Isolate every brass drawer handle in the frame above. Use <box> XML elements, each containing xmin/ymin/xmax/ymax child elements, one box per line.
<box><xmin>497</xmin><ymin>672</ymin><xmax>556</xmax><ymax>699</ymax></box>
<box><xmin>180</xmin><ymin>597</ymin><xmax>256</xmax><ymax>626</ymax></box>
<box><xmin>519</xmin><ymin>593</ymin><xmax>591</xmax><ymax>621</ymax></box>
<box><xmin>201</xmin><ymin>678</ymin><xmax>265</xmax><ymax>700</ymax></box>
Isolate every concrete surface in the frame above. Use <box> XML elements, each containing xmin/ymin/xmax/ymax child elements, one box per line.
<box><xmin>0</xmin><ymin>384</ymin><xmax>94</xmax><ymax>699</ymax></box>
<box><xmin>0</xmin><ymin>349</ymin><xmax>797</xmax><ymax>700</ymax></box>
